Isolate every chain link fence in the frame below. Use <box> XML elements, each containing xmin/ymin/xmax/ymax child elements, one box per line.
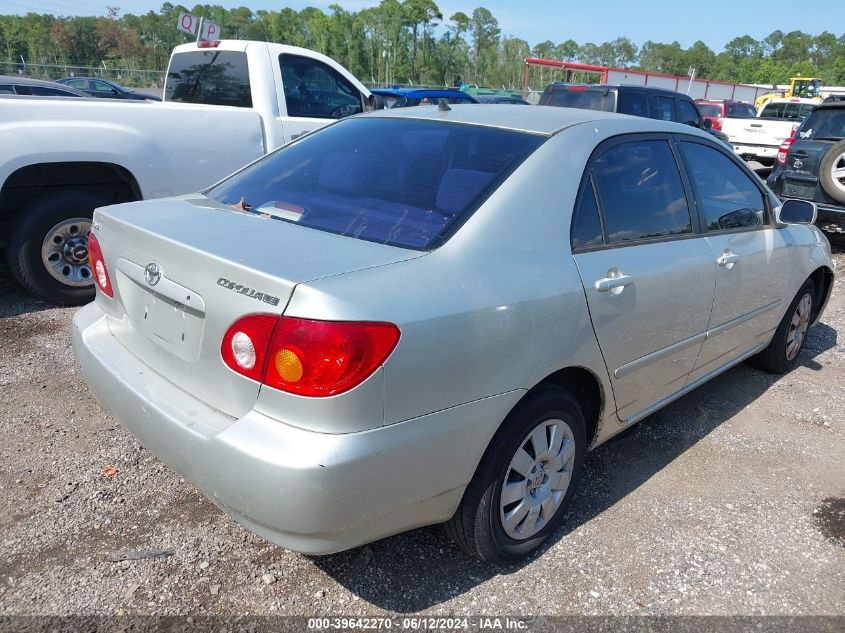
<box><xmin>0</xmin><ymin>61</ymin><xmax>166</xmax><ymax>88</ymax></box>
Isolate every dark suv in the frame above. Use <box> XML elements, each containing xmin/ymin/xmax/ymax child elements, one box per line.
<box><xmin>768</xmin><ymin>101</ymin><xmax>845</xmax><ymax>236</ymax></box>
<box><xmin>539</xmin><ymin>83</ymin><xmax>727</xmax><ymax>142</ymax></box>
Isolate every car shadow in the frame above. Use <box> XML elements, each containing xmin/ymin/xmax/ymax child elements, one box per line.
<box><xmin>0</xmin><ymin>265</ymin><xmax>54</xmax><ymax>318</ymax></box>
<box><xmin>311</xmin><ymin>322</ymin><xmax>838</xmax><ymax>612</ymax></box>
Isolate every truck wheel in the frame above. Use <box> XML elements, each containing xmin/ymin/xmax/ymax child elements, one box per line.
<box><xmin>6</xmin><ymin>192</ymin><xmax>106</xmax><ymax>305</ymax></box>
<box><xmin>819</xmin><ymin>140</ymin><xmax>845</xmax><ymax>205</ymax></box>
<box><xmin>444</xmin><ymin>385</ymin><xmax>586</xmax><ymax>564</ymax></box>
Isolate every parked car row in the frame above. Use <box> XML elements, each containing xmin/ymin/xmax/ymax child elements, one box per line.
<box><xmin>0</xmin><ymin>74</ymin><xmax>159</xmax><ymax>100</ymax></box>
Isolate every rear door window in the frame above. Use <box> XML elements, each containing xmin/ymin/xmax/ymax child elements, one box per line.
<box><xmin>543</xmin><ymin>89</ymin><xmax>615</xmax><ymax>112</ymax></box>
<box><xmin>677</xmin><ymin>99</ymin><xmax>700</xmax><ymax>126</ymax></box>
<box><xmin>571</xmin><ymin>179</ymin><xmax>604</xmax><ymax>248</ymax></box>
<box><xmin>279</xmin><ymin>54</ymin><xmax>363</xmax><ymax>119</ymax></box>
<box><xmin>727</xmin><ymin>103</ymin><xmax>756</xmax><ymax>118</ymax></box>
<box><xmin>797</xmin><ymin>108</ymin><xmax>845</xmax><ymax>140</ymax></box>
<box><xmin>618</xmin><ymin>91</ymin><xmax>647</xmax><ymax>117</ymax></box>
<box><xmin>207</xmin><ymin>118</ymin><xmax>545</xmax><ymax>250</ymax></box>
<box><xmin>696</xmin><ymin>103</ymin><xmax>722</xmax><ymax>117</ymax></box>
<box><xmin>166</xmin><ymin>50</ymin><xmax>252</xmax><ymax>108</ymax></box>
<box><xmin>592</xmin><ymin>139</ymin><xmax>692</xmax><ymax>243</ymax></box>
<box><xmin>679</xmin><ymin>141</ymin><xmax>766</xmax><ymax>231</ymax></box>
<box><xmin>649</xmin><ymin>96</ymin><xmax>676</xmax><ymax>121</ymax></box>
<box><xmin>30</xmin><ymin>86</ymin><xmax>81</xmax><ymax>96</ymax></box>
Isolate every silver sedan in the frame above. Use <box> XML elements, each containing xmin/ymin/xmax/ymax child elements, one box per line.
<box><xmin>72</xmin><ymin>105</ymin><xmax>836</xmax><ymax>563</ymax></box>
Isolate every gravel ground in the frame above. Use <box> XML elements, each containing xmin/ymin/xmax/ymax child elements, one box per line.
<box><xmin>0</xmin><ymin>243</ymin><xmax>843</xmax><ymax>619</ymax></box>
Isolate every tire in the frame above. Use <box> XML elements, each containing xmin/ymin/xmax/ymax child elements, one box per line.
<box><xmin>6</xmin><ymin>192</ymin><xmax>106</xmax><ymax>306</ymax></box>
<box><xmin>445</xmin><ymin>385</ymin><xmax>586</xmax><ymax>564</ymax></box>
<box><xmin>819</xmin><ymin>139</ymin><xmax>845</xmax><ymax>205</ymax></box>
<box><xmin>751</xmin><ymin>279</ymin><xmax>816</xmax><ymax>374</ymax></box>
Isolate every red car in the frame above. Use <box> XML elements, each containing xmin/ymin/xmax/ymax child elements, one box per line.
<box><xmin>695</xmin><ymin>99</ymin><xmax>757</xmax><ymax>131</ymax></box>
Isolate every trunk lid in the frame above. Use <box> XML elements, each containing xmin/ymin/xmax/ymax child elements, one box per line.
<box><xmin>94</xmin><ymin>195</ymin><xmax>423</xmax><ymax>419</ymax></box>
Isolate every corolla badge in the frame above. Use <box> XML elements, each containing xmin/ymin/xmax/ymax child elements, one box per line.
<box><xmin>144</xmin><ymin>262</ymin><xmax>162</xmax><ymax>286</ymax></box>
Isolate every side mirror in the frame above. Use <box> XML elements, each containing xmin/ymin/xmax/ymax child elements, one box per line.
<box><xmin>702</xmin><ymin>118</ymin><xmax>712</xmax><ymax>130</ymax></box>
<box><xmin>366</xmin><ymin>93</ymin><xmax>384</xmax><ymax>111</ymax></box>
<box><xmin>775</xmin><ymin>199</ymin><xmax>817</xmax><ymax>225</ymax></box>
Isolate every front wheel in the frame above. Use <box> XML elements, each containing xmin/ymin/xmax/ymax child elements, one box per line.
<box><xmin>445</xmin><ymin>385</ymin><xmax>586</xmax><ymax>564</ymax></box>
<box><xmin>752</xmin><ymin>279</ymin><xmax>816</xmax><ymax>374</ymax></box>
<box><xmin>6</xmin><ymin>192</ymin><xmax>106</xmax><ymax>305</ymax></box>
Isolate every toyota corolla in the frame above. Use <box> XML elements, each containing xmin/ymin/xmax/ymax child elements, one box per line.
<box><xmin>72</xmin><ymin>105</ymin><xmax>835</xmax><ymax>563</ymax></box>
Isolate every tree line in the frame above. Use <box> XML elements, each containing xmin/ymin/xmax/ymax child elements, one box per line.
<box><xmin>1</xmin><ymin>1</ymin><xmax>844</xmax><ymax>89</ymax></box>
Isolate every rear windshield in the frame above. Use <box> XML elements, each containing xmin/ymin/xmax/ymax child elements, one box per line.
<box><xmin>797</xmin><ymin>108</ymin><xmax>845</xmax><ymax>140</ymax></box>
<box><xmin>207</xmin><ymin>118</ymin><xmax>545</xmax><ymax>250</ymax></box>
<box><xmin>696</xmin><ymin>104</ymin><xmax>721</xmax><ymax>117</ymax></box>
<box><xmin>165</xmin><ymin>50</ymin><xmax>252</xmax><ymax>108</ymax></box>
<box><xmin>542</xmin><ymin>89</ymin><xmax>615</xmax><ymax>112</ymax></box>
<box><xmin>760</xmin><ymin>102</ymin><xmax>815</xmax><ymax>121</ymax></box>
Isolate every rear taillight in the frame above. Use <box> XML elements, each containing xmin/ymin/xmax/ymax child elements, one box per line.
<box><xmin>567</xmin><ymin>85</ymin><xmax>588</xmax><ymax>92</ymax></box>
<box><xmin>777</xmin><ymin>137</ymin><xmax>795</xmax><ymax>165</ymax></box>
<box><xmin>87</xmin><ymin>233</ymin><xmax>113</xmax><ymax>297</ymax></box>
<box><xmin>221</xmin><ymin>315</ymin><xmax>400</xmax><ymax>397</ymax></box>
<box><xmin>221</xmin><ymin>314</ymin><xmax>279</xmax><ymax>381</ymax></box>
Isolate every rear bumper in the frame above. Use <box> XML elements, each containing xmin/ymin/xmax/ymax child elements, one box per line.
<box><xmin>731</xmin><ymin>144</ymin><xmax>777</xmax><ymax>162</ymax></box>
<box><xmin>817</xmin><ymin>205</ymin><xmax>845</xmax><ymax>232</ymax></box>
<box><xmin>72</xmin><ymin>302</ymin><xmax>523</xmax><ymax>554</ymax></box>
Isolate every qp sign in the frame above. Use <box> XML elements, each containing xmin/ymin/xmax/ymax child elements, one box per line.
<box><xmin>177</xmin><ymin>12</ymin><xmax>198</xmax><ymax>36</ymax></box>
<box><xmin>200</xmin><ymin>20</ymin><xmax>221</xmax><ymax>43</ymax></box>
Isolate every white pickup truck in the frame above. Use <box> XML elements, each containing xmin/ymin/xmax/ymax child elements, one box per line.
<box><xmin>721</xmin><ymin>97</ymin><xmax>816</xmax><ymax>166</ymax></box>
<box><xmin>0</xmin><ymin>40</ymin><xmax>376</xmax><ymax>304</ymax></box>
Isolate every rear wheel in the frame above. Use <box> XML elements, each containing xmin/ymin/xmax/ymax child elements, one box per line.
<box><xmin>819</xmin><ymin>139</ymin><xmax>845</xmax><ymax>205</ymax></box>
<box><xmin>445</xmin><ymin>385</ymin><xmax>586</xmax><ymax>564</ymax></box>
<box><xmin>752</xmin><ymin>279</ymin><xmax>816</xmax><ymax>374</ymax></box>
<box><xmin>6</xmin><ymin>192</ymin><xmax>105</xmax><ymax>305</ymax></box>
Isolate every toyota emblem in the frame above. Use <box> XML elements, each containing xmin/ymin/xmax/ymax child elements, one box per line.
<box><xmin>144</xmin><ymin>262</ymin><xmax>162</xmax><ymax>286</ymax></box>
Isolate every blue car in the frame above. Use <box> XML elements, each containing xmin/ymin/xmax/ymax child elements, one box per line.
<box><xmin>371</xmin><ymin>87</ymin><xmax>478</xmax><ymax>109</ymax></box>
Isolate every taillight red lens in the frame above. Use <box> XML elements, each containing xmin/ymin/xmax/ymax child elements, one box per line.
<box><xmin>87</xmin><ymin>233</ymin><xmax>113</xmax><ymax>297</ymax></box>
<box><xmin>777</xmin><ymin>137</ymin><xmax>795</xmax><ymax>165</ymax></box>
<box><xmin>221</xmin><ymin>315</ymin><xmax>400</xmax><ymax>397</ymax></box>
<box><xmin>567</xmin><ymin>85</ymin><xmax>588</xmax><ymax>92</ymax></box>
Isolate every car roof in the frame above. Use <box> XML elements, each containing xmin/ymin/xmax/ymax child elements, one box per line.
<box><xmin>815</xmin><ymin>101</ymin><xmax>845</xmax><ymax>111</ymax></box>
<box><xmin>364</xmin><ymin>103</ymin><xmax>711</xmax><ymax>137</ymax></box>
<box><xmin>545</xmin><ymin>83</ymin><xmax>686</xmax><ymax>98</ymax></box>
<box><xmin>0</xmin><ymin>75</ymin><xmax>70</xmax><ymax>87</ymax></box>
<box><xmin>0</xmin><ymin>75</ymin><xmax>90</xmax><ymax>96</ymax></box>
<box><xmin>58</xmin><ymin>76</ymin><xmax>114</xmax><ymax>83</ymax></box>
<box><xmin>372</xmin><ymin>88</ymin><xmax>475</xmax><ymax>99</ymax></box>
<box><xmin>763</xmin><ymin>97</ymin><xmax>817</xmax><ymax>105</ymax></box>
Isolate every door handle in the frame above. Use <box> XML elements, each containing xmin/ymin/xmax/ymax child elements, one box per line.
<box><xmin>595</xmin><ymin>271</ymin><xmax>633</xmax><ymax>294</ymax></box>
<box><xmin>716</xmin><ymin>252</ymin><xmax>740</xmax><ymax>268</ymax></box>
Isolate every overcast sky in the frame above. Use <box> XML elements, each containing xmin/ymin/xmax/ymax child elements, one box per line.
<box><xmin>0</xmin><ymin>0</ymin><xmax>839</xmax><ymax>52</ymax></box>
